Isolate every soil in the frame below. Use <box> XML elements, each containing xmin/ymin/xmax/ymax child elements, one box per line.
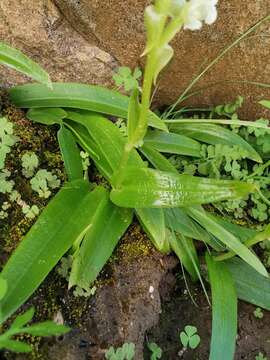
<box><xmin>1</xmin><ymin>93</ymin><xmax>270</xmax><ymax>360</ymax></box>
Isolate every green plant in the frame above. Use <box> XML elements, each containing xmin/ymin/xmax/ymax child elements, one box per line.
<box><xmin>147</xmin><ymin>342</ymin><xmax>162</xmax><ymax>360</ymax></box>
<box><xmin>180</xmin><ymin>325</ymin><xmax>201</xmax><ymax>349</ymax></box>
<box><xmin>255</xmin><ymin>352</ymin><xmax>268</xmax><ymax>360</ymax></box>
<box><xmin>21</xmin><ymin>152</ymin><xmax>39</xmax><ymax>178</ymax></box>
<box><xmin>1</xmin><ymin>1</ymin><xmax>270</xmax><ymax>359</ymax></box>
<box><xmin>113</xmin><ymin>67</ymin><xmax>142</xmax><ymax>92</ymax></box>
<box><xmin>254</xmin><ymin>307</ymin><xmax>264</xmax><ymax>319</ymax></box>
<box><xmin>0</xmin><ymin>307</ymin><xmax>69</xmax><ymax>353</ymax></box>
<box><xmin>105</xmin><ymin>343</ymin><xmax>135</xmax><ymax>360</ymax></box>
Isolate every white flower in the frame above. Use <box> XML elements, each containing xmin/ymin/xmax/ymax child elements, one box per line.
<box><xmin>184</xmin><ymin>0</ymin><xmax>218</xmax><ymax>30</ymax></box>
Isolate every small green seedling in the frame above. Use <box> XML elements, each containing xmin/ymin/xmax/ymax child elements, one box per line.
<box><xmin>113</xmin><ymin>67</ymin><xmax>142</xmax><ymax>92</ymax></box>
<box><xmin>0</xmin><ymin>307</ymin><xmax>70</xmax><ymax>353</ymax></box>
<box><xmin>255</xmin><ymin>352</ymin><xmax>268</xmax><ymax>360</ymax></box>
<box><xmin>105</xmin><ymin>342</ymin><xmax>135</xmax><ymax>360</ymax></box>
<box><xmin>30</xmin><ymin>169</ymin><xmax>60</xmax><ymax>198</ymax></box>
<box><xmin>180</xmin><ymin>325</ymin><xmax>201</xmax><ymax>349</ymax></box>
<box><xmin>147</xmin><ymin>342</ymin><xmax>162</xmax><ymax>360</ymax></box>
<box><xmin>254</xmin><ymin>307</ymin><xmax>264</xmax><ymax>319</ymax></box>
<box><xmin>21</xmin><ymin>152</ymin><xmax>39</xmax><ymax>178</ymax></box>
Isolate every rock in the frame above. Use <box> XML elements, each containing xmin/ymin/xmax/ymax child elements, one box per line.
<box><xmin>54</xmin><ymin>0</ymin><xmax>270</xmax><ymax>119</ymax></box>
<box><xmin>2</xmin><ymin>0</ymin><xmax>270</xmax><ymax>118</ymax></box>
<box><xmin>0</xmin><ymin>0</ymin><xmax>117</xmax><ymax>88</ymax></box>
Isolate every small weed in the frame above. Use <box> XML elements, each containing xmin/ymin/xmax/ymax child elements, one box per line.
<box><xmin>180</xmin><ymin>325</ymin><xmax>201</xmax><ymax>349</ymax></box>
<box><xmin>105</xmin><ymin>342</ymin><xmax>135</xmax><ymax>360</ymax></box>
<box><xmin>147</xmin><ymin>342</ymin><xmax>162</xmax><ymax>360</ymax></box>
<box><xmin>255</xmin><ymin>352</ymin><xmax>268</xmax><ymax>360</ymax></box>
<box><xmin>253</xmin><ymin>307</ymin><xmax>264</xmax><ymax>319</ymax></box>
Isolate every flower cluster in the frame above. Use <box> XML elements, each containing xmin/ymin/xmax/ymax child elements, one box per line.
<box><xmin>184</xmin><ymin>0</ymin><xmax>218</xmax><ymax>30</ymax></box>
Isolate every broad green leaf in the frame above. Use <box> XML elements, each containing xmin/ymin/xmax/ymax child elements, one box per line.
<box><xmin>0</xmin><ymin>42</ymin><xmax>51</xmax><ymax>87</ymax></box>
<box><xmin>136</xmin><ymin>208</ymin><xmax>170</xmax><ymax>253</ymax></box>
<box><xmin>57</xmin><ymin>126</ymin><xmax>84</xmax><ymax>181</ymax></box>
<box><xmin>110</xmin><ymin>167</ymin><xmax>255</xmax><ymax>208</ymax></box>
<box><xmin>64</xmin><ymin>120</ymin><xmax>112</xmax><ymax>179</ymax></box>
<box><xmin>27</xmin><ymin>108</ymin><xmax>67</xmax><ymax>125</ymax></box>
<box><xmin>9</xmin><ymin>83</ymin><xmax>168</xmax><ymax>131</ymax></box>
<box><xmin>69</xmin><ymin>199</ymin><xmax>133</xmax><ymax>290</ymax></box>
<box><xmin>0</xmin><ymin>277</ymin><xmax>7</xmax><ymax>301</ymax></box>
<box><xmin>165</xmin><ymin>208</ymin><xmax>223</xmax><ymax>251</ymax></box>
<box><xmin>187</xmin><ymin>207</ymin><xmax>267</xmax><ymax>277</ymax></box>
<box><xmin>140</xmin><ymin>144</ymin><xmax>178</xmax><ymax>173</ymax></box>
<box><xmin>65</xmin><ymin>110</ymin><xmax>145</xmax><ymax>180</ymax></box>
<box><xmin>227</xmin><ymin>258</ymin><xmax>270</xmax><ymax>310</ymax></box>
<box><xmin>23</xmin><ymin>322</ymin><xmax>70</xmax><ymax>337</ymax></box>
<box><xmin>168</xmin><ymin>231</ymin><xmax>199</xmax><ymax>282</ymax></box>
<box><xmin>144</xmin><ymin>130</ymin><xmax>201</xmax><ymax>157</ymax></box>
<box><xmin>128</xmin><ymin>88</ymin><xmax>141</xmax><ymax>146</ymax></box>
<box><xmin>0</xmin><ymin>339</ymin><xmax>32</xmax><ymax>353</ymax></box>
<box><xmin>206</xmin><ymin>253</ymin><xmax>237</xmax><ymax>360</ymax></box>
<box><xmin>206</xmin><ymin>213</ymin><xmax>257</xmax><ymax>243</ymax></box>
<box><xmin>0</xmin><ymin>181</ymin><xmax>106</xmax><ymax>322</ymax></box>
<box><xmin>170</xmin><ymin>123</ymin><xmax>262</xmax><ymax>163</ymax></box>
<box><xmin>10</xmin><ymin>307</ymin><xmax>35</xmax><ymax>329</ymax></box>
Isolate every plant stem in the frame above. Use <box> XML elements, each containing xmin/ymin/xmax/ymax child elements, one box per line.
<box><xmin>114</xmin><ymin>54</ymin><xmax>156</xmax><ymax>188</ymax></box>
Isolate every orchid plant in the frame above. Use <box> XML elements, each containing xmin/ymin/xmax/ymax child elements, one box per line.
<box><xmin>1</xmin><ymin>1</ymin><xmax>270</xmax><ymax>359</ymax></box>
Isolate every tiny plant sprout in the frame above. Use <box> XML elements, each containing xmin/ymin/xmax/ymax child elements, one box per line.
<box><xmin>180</xmin><ymin>325</ymin><xmax>201</xmax><ymax>349</ymax></box>
<box><xmin>253</xmin><ymin>307</ymin><xmax>264</xmax><ymax>319</ymax></box>
<box><xmin>105</xmin><ymin>343</ymin><xmax>135</xmax><ymax>360</ymax></box>
<box><xmin>255</xmin><ymin>352</ymin><xmax>268</xmax><ymax>360</ymax></box>
<box><xmin>147</xmin><ymin>342</ymin><xmax>162</xmax><ymax>360</ymax></box>
<box><xmin>21</xmin><ymin>152</ymin><xmax>39</xmax><ymax>178</ymax></box>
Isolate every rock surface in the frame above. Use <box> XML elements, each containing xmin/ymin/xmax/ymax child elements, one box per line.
<box><xmin>0</xmin><ymin>0</ymin><xmax>116</xmax><ymax>88</ymax></box>
<box><xmin>1</xmin><ymin>1</ymin><xmax>270</xmax><ymax>118</ymax></box>
<box><xmin>53</xmin><ymin>0</ymin><xmax>270</xmax><ymax>118</ymax></box>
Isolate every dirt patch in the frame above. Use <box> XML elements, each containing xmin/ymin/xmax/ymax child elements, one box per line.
<box><xmin>144</xmin><ymin>270</ymin><xmax>270</xmax><ymax>360</ymax></box>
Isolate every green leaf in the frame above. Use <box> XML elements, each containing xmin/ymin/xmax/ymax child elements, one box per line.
<box><xmin>0</xmin><ymin>181</ymin><xmax>105</xmax><ymax>322</ymax></box>
<box><xmin>65</xmin><ymin>110</ymin><xmax>145</xmax><ymax>180</ymax></box>
<box><xmin>10</xmin><ymin>307</ymin><xmax>35</xmax><ymax>329</ymax></box>
<box><xmin>110</xmin><ymin>167</ymin><xmax>255</xmax><ymax>208</ymax></box>
<box><xmin>23</xmin><ymin>322</ymin><xmax>70</xmax><ymax>337</ymax></box>
<box><xmin>153</xmin><ymin>44</ymin><xmax>174</xmax><ymax>84</ymax></box>
<box><xmin>168</xmin><ymin>231</ymin><xmax>199</xmax><ymax>281</ymax></box>
<box><xmin>9</xmin><ymin>83</ymin><xmax>168</xmax><ymax>132</ymax></box>
<box><xmin>0</xmin><ymin>42</ymin><xmax>51</xmax><ymax>87</ymax></box>
<box><xmin>136</xmin><ymin>208</ymin><xmax>170</xmax><ymax>253</ymax></box>
<box><xmin>57</xmin><ymin>126</ymin><xmax>84</xmax><ymax>181</ymax></box>
<box><xmin>206</xmin><ymin>213</ymin><xmax>257</xmax><ymax>243</ymax></box>
<box><xmin>0</xmin><ymin>339</ymin><xmax>32</xmax><ymax>353</ymax></box>
<box><xmin>0</xmin><ymin>277</ymin><xmax>7</xmax><ymax>301</ymax></box>
<box><xmin>27</xmin><ymin>108</ymin><xmax>67</xmax><ymax>125</ymax></box>
<box><xmin>227</xmin><ymin>258</ymin><xmax>270</xmax><ymax>310</ymax></box>
<box><xmin>170</xmin><ymin>123</ymin><xmax>262</xmax><ymax>163</ymax></box>
<box><xmin>189</xmin><ymin>334</ymin><xmax>201</xmax><ymax>349</ymax></box>
<box><xmin>187</xmin><ymin>207</ymin><xmax>268</xmax><ymax>277</ymax></box>
<box><xmin>206</xmin><ymin>253</ymin><xmax>237</xmax><ymax>360</ymax></box>
<box><xmin>64</xmin><ymin>120</ymin><xmax>111</xmax><ymax>179</ymax></box>
<box><xmin>140</xmin><ymin>144</ymin><xmax>178</xmax><ymax>173</ymax></box>
<box><xmin>165</xmin><ymin>208</ymin><xmax>223</xmax><ymax>251</ymax></box>
<box><xmin>69</xmin><ymin>197</ymin><xmax>133</xmax><ymax>290</ymax></box>
<box><xmin>144</xmin><ymin>130</ymin><xmax>201</xmax><ymax>157</ymax></box>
